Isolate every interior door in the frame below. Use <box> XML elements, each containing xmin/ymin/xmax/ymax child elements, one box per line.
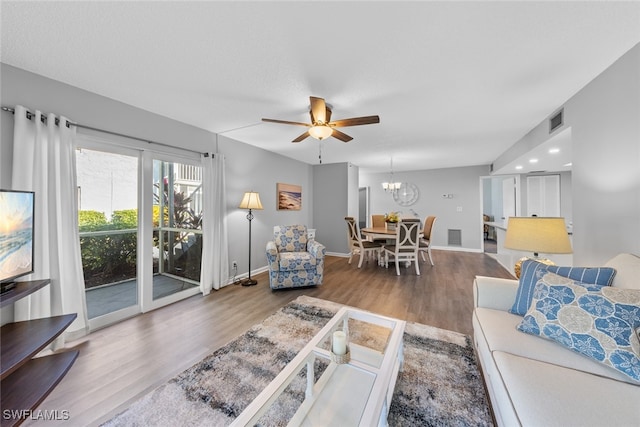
<box><xmin>502</xmin><ymin>177</ymin><xmax>516</xmax><ymax>221</ymax></box>
<box><xmin>527</xmin><ymin>175</ymin><xmax>560</xmax><ymax>217</ymax></box>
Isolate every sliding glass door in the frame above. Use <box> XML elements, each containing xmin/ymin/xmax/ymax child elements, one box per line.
<box><xmin>151</xmin><ymin>158</ymin><xmax>202</xmax><ymax>300</ymax></box>
<box><xmin>76</xmin><ymin>137</ymin><xmax>202</xmax><ymax>329</ymax></box>
<box><xmin>76</xmin><ymin>145</ymin><xmax>140</xmax><ymax>326</ymax></box>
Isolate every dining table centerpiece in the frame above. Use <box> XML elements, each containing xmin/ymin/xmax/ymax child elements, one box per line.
<box><xmin>384</xmin><ymin>212</ymin><xmax>400</xmax><ymax>230</ymax></box>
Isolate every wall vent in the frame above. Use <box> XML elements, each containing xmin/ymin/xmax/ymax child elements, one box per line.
<box><xmin>448</xmin><ymin>229</ymin><xmax>462</xmax><ymax>246</ymax></box>
<box><xmin>549</xmin><ymin>108</ymin><xmax>564</xmax><ymax>134</ymax></box>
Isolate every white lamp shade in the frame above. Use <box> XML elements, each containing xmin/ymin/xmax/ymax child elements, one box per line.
<box><xmin>504</xmin><ymin>217</ymin><xmax>572</xmax><ymax>254</ymax></box>
<box><xmin>239</xmin><ymin>191</ymin><xmax>263</xmax><ymax>210</ymax></box>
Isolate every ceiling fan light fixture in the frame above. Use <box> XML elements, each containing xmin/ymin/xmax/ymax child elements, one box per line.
<box><xmin>309</xmin><ymin>125</ymin><xmax>333</xmax><ymax>140</ymax></box>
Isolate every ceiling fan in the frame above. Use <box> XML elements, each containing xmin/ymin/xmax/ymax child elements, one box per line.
<box><xmin>262</xmin><ymin>96</ymin><xmax>380</xmax><ymax>143</ymax></box>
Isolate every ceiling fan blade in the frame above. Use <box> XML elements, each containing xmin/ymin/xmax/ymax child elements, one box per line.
<box><xmin>262</xmin><ymin>118</ymin><xmax>310</xmax><ymax>127</ymax></box>
<box><xmin>292</xmin><ymin>131</ymin><xmax>310</xmax><ymax>143</ymax></box>
<box><xmin>329</xmin><ymin>115</ymin><xmax>380</xmax><ymax>127</ymax></box>
<box><xmin>310</xmin><ymin>96</ymin><xmax>327</xmax><ymax>124</ymax></box>
<box><xmin>331</xmin><ymin>129</ymin><xmax>353</xmax><ymax>142</ymax></box>
<box><xmin>325</xmin><ymin>106</ymin><xmax>332</xmax><ymax>123</ymax></box>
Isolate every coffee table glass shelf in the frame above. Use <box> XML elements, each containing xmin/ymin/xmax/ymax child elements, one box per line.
<box><xmin>231</xmin><ymin>307</ymin><xmax>406</xmax><ymax>427</ymax></box>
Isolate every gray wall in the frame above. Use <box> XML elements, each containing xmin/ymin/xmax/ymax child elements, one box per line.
<box><xmin>0</xmin><ymin>64</ymin><xmax>216</xmax><ymax>186</ymax></box>
<box><xmin>360</xmin><ymin>165</ymin><xmax>491</xmax><ymax>251</ymax></box>
<box><xmin>220</xmin><ymin>135</ymin><xmax>312</xmax><ymax>278</ymax></box>
<box><xmin>493</xmin><ymin>43</ymin><xmax>639</xmax><ymax>265</ymax></box>
<box><xmin>312</xmin><ymin>162</ymin><xmax>352</xmax><ymax>254</ymax></box>
<box><xmin>0</xmin><ymin>63</ymin><xmax>313</xmax><ymax>284</ymax></box>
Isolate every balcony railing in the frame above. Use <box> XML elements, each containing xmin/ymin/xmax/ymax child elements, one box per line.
<box><xmin>175</xmin><ymin>164</ymin><xmax>202</xmax><ymax>184</ymax></box>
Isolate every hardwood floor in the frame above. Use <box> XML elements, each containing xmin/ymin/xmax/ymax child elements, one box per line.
<box><xmin>25</xmin><ymin>250</ymin><xmax>512</xmax><ymax>426</ymax></box>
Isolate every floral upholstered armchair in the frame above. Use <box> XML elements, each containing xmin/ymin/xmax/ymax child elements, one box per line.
<box><xmin>266</xmin><ymin>225</ymin><xmax>326</xmax><ymax>290</ymax></box>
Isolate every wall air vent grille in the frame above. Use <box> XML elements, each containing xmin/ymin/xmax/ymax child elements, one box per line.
<box><xmin>448</xmin><ymin>229</ymin><xmax>462</xmax><ymax>246</ymax></box>
<box><xmin>549</xmin><ymin>108</ymin><xmax>564</xmax><ymax>133</ymax></box>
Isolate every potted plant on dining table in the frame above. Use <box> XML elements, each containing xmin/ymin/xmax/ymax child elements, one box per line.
<box><xmin>384</xmin><ymin>212</ymin><xmax>400</xmax><ymax>231</ymax></box>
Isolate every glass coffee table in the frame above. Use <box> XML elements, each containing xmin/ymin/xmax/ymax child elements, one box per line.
<box><xmin>230</xmin><ymin>307</ymin><xmax>406</xmax><ymax>427</ymax></box>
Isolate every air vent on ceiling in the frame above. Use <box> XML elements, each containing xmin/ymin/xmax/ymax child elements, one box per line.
<box><xmin>549</xmin><ymin>108</ymin><xmax>564</xmax><ymax>134</ymax></box>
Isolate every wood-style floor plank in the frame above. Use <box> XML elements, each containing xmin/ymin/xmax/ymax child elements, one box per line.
<box><xmin>23</xmin><ymin>251</ymin><xmax>512</xmax><ymax>426</ymax></box>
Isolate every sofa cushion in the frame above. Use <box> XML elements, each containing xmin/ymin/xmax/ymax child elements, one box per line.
<box><xmin>492</xmin><ymin>351</ymin><xmax>640</xmax><ymax>427</ymax></box>
<box><xmin>518</xmin><ymin>272</ymin><xmax>640</xmax><ymax>382</ymax></box>
<box><xmin>474</xmin><ymin>307</ymin><xmax>636</xmax><ymax>384</ymax></box>
<box><xmin>605</xmin><ymin>253</ymin><xmax>640</xmax><ymax>290</ymax></box>
<box><xmin>510</xmin><ymin>260</ymin><xmax>616</xmax><ymax>316</ymax></box>
<box><xmin>278</xmin><ymin>252</ymin><xmax>316</xmax><ymax>271</ymax></box>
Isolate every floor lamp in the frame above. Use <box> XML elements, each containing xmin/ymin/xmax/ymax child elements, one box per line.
<box><xmin>238</xmin><ymin>191</ymin><xmax>263</xmax><ymax>286</ymax></box>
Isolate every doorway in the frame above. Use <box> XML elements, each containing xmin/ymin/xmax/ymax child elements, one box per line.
<box><xmin>481</xmin><ymin>175</ymin><xmax>520</xmax><ymax>254</ymax></box>
<box><xmin>358</xmin><ymin>187</ymin><xmax>369</xmax><ymax>229</ymax></box>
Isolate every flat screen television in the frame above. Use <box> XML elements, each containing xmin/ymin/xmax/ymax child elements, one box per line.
<box><xmin>0</xmin><ymin>189</ymin><xmax>35</xmax><ymax>293</ymax></box>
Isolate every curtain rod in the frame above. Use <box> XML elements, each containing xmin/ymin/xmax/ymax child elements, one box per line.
<box><xmin>1</xmin><ymin>106</ymin><xmax>209</xmax><ymax>157</ymax></box>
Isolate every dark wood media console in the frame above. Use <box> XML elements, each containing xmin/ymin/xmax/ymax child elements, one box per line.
<box><xmin>0</xmin><ymin>280</ymin><xmax>79</xmax><ymax>427</ymax></box>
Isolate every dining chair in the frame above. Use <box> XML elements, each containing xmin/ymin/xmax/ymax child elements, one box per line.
<box><xmin>383</xmin><ymin>218</ymin><xmax>421</xmax><ymax>275</ymax></box>
<box><xmin>371</xmin><ymin>214</ymin><xmax>386</xmax><ymax>228</ymax></box>
<box><xmin>418</xmin><ymin>216</ymin><xmax>437</xmax><ymax>266</ymax></box>
<box><xmin>345</xmin><ymin>217</ymin><xmax>383</xmax><ymax>268</ymax></box>
<box><xmin>369</xmin><ymin>214</ymin><xmax>388</xmax><ymax>244</ymax></box>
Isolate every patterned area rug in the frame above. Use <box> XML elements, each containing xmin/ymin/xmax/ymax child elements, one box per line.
<box><xmin>103</xmin><ymin>296</ymin><xmax>492</xmax><ymax>426</ymax></box>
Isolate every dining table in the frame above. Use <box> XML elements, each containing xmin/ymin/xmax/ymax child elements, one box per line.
<box><xmin>361</xmin><ymin>225</ymin><xmax>423</xmax><ymax>267</ymax></box>
<box><xmin>360</xmin><ymin>226</ymin><xmax>398</xmax><ymax>241</ymax></box>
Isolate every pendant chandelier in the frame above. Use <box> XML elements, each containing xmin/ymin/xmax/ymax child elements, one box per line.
<box><xmin>382</xmin><ymin>158</ymin><xmax>401</xmax><ymax>193</ymax></box>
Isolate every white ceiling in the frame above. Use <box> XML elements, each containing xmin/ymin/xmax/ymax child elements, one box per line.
<box><xmin>2</xmin><ymin>1</ymin><xmax>639</xmax><ymax>173</ymax></box>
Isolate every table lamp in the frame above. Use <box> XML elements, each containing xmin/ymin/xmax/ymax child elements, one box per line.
<box><xmin>238</xmin><ymin>191</ymin><xmax>263</xmax><ymax>286</ymax></box>
<box><xmin>504</xmin><ymin>217</ymin><xmax>572</xmax><ymax>278</ymax></box>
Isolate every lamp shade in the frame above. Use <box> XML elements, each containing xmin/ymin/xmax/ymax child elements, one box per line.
<box><xmin>308</xmin><ymin>125</ymin><xmax>333</xmax><ymax>140</ymax></box>
<box><xmin>504</xmin><ymin>217</ymin><xmax>572</xmax><ymax>254</ymax></box>
<box><xmin>238</xmin><ymin>191</ymin><xmax>263</xmax><ymax>210</ymax></box>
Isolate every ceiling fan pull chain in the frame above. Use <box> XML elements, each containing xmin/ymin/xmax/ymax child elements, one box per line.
<box><xmin>319</xmin><ymin>141</ymin><xmax>322</xmax><ymax>164</ymax></box>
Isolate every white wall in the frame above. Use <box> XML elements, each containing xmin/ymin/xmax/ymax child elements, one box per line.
<box><xmin>492</xmin><ymin>43</ymin><xmax>639</xmax><ymax>265</ymax></box>
<box><xmin>360</xmin><ymin>165</ymin><xmax>490</xmax><ymax>251</ymax></box>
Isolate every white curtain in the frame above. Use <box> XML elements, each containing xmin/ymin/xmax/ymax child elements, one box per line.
<box><xmin>11</xmin><ymin>105</ymin><xmax>89</xmax><ymax>343</ymax></box>
<box><xmin>200</xmin><ymin>153</ymin><xmax>229</xmax><ymax>294</ymax></box>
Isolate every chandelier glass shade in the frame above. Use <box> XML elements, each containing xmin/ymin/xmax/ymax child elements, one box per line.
<box><xmin>382</xmin><ymin>158</ymin><xmax>401</xmax><ymax>193</ymax></box>
<box><xmin>382</xmin><ymin>181</ymin><xmax>402</xmax><ymax>192</ymax></box>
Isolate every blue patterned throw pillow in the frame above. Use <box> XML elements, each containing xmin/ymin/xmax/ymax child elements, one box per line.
<box><xmin>510</xmin><ymin>260</ymin><xmax>617</xmax><ymax>316</ymax></box>
<box><xmin>517</xmin><ymin>272</ymin><xmax>640</xmax><ymax>382</ymax></box>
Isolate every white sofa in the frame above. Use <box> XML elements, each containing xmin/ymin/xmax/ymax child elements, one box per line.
<box><xmin>473</xmin><ymin>253</ymin><xmax>640</xmax><ymax>427</ymax></box>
